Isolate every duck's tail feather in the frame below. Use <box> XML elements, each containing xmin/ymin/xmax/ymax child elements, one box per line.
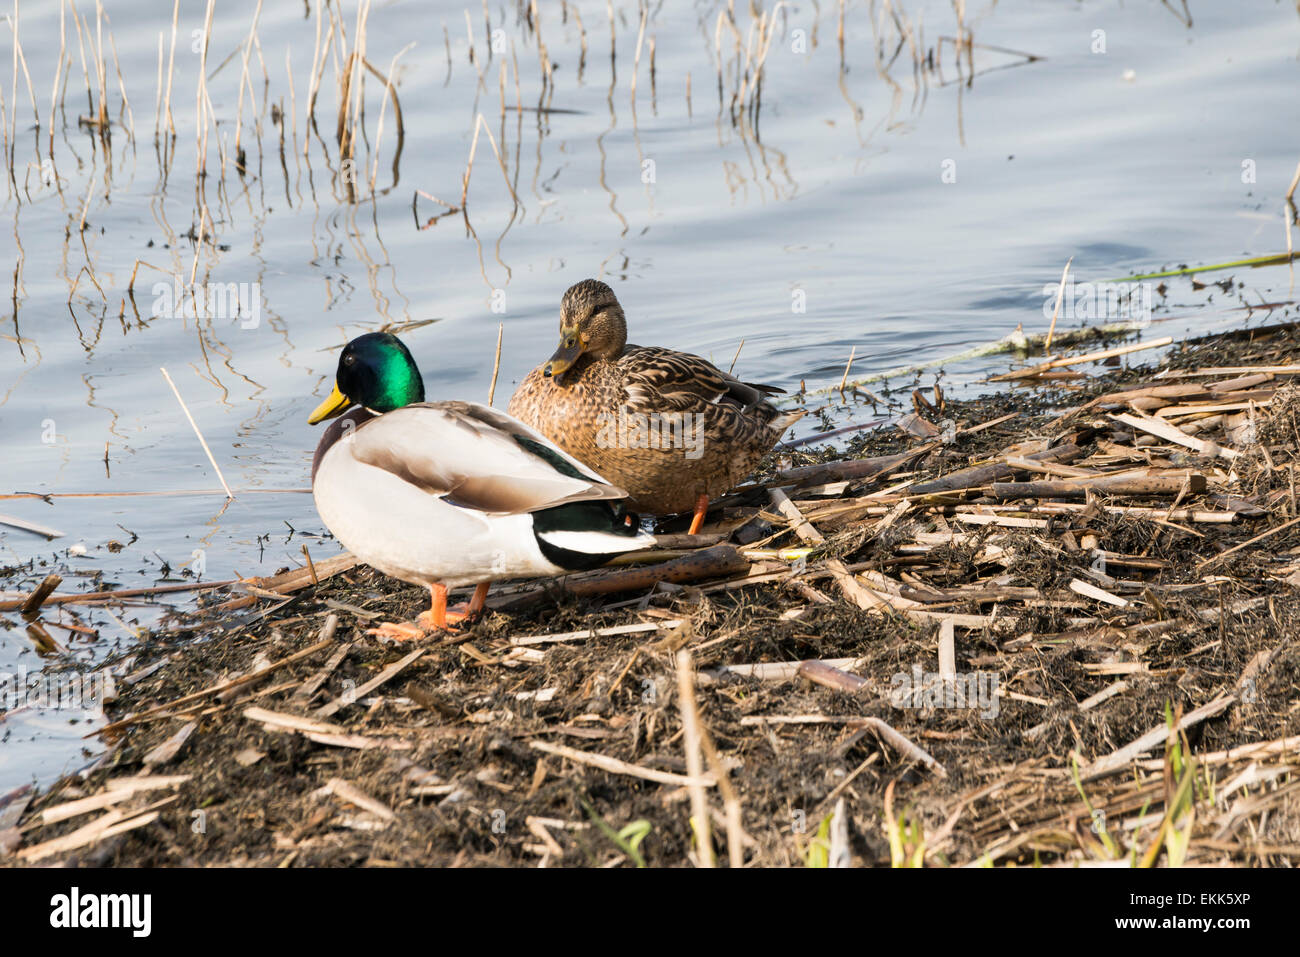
<box><xmin>531</xmin><ymin>500</ymin><xmax>654</xmax><ymax>571</ymax></box>
<box><xmin>769</xmin><ymin>408</ymin><xmax>807</xmax><ymax>433</ymax></box>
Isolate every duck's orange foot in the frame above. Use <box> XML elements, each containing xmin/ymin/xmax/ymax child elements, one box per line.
<box><xmin>366</xmin><ymin>620</ymin><xmax>430</xmax><ymax>641</ymax></box>
<box><xmin>687</xmin><ymin>493</ymin><xmax>711</xmax><ymax>535</ymax></box>
<box><xmin>414</xmin><ymin>607</ymin><xmax>467</xmax><ymax>632</ymax></box>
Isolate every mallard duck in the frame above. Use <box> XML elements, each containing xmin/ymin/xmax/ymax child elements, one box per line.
<box><xmin>507</xmin><ymin>279</ymin><xmax>805</xmax><ymax>533</ymax></box>
<box><xmin>308</xmin><ymin>332</ymin><xmax>653</xmax><ymax>639</ymax></box>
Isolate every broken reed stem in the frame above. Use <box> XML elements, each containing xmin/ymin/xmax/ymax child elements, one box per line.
<box><xmin>368</xmin><ymin>43</ymin><xmax>414</xmax><ymax>193</ymax></box>
<box><xmin>676</xmin><ymin>649</ymin><xmax>715</xmax><ymax>867</ymax></box>
<box><xmin>194</xmin><ymin>0</ymin><xmax>214</xmax><ymax>178</ymax></box>
<box><xmin>160</xmin><ymin>367</ymin><xmax>233</xmax><ymax>500</ymax></box>
<box><xmin>728</xmin><ymin>337</ymin><xmax>745</xmax><ymax>375</ymax></box>
<box><xmin>630</xmin><ymin>4</ymin><xmax>647</xmax><ymax>104</ymax></box>
<box><xmin>68</xmin><ymin>264</ymin><xmax>107</xmax><ymax>305</ymax></box>
<box><xmin>68</xmin><ymin>0</ymin><xmax>93</xmax><ymax>125</ymax></box>
<box><xmin>152</xmin><ymin>29</ymin><xmax>162</xmax><ymax>138</ymax></box>
<box><xmin>233</xmin><ymin>0</ymin><xmax>264</xmax><ymax>164</ymax></box>
<box><xmin>302</xmin><ymin>545</ymin><xmax>319</xmax><ymax>586</ymax></box>
<box><xmin>1044</xmin><ymin>256</ymin><xmax>1073</xmax><ymax>354</ymax></box>
<box><xmin>101</xmin><ymin>10</ymin><xmax>134</xmax><ymax>139</ymax></box>
<box><xmin>126</xmin><ymin>258</ymin><xmax>170</xmax><ymax>293</ymax></box>
<box><xmin>461</xmin><ymin>112</ymin><xmax>520</xmax><ymax>209</ymax></box>
<box><xmin>161</xmin><ymin>0</ymin><xmax>177</xmax><ymax>139</ymax></box>
<box><xmin>838</xmin><ymin>346</ymin><xmax>857</xmax><ymax>396</ymax></box>
<box><xmin>188</xmin><ymin>202</ymin><xmax>208</xmax><ymax>286</ymax></box>
<box><xmin>336</xmin><ymin>0</ymin><xmax>370</xmax><ymax>170</ymax></box>
<box><xmin>303</xmin><ymin>0</ymin><xmax>324</xmax><ymax>154</ymax></box>
<box><xmin>47</xmin><ymin>0</ymin><xmax>66</xmax><ymax>155</ymax></box>
<box><xmin>1286</xmin><ymin>160</ymin><xmax>1300</xmax><ymax>286</ymax></box>
<box><xmin>11</xmin><ymin>3</ymin><xmax>39</xmax><ymax>127</ymax></box>
<box><xmin>697</xmin><ymin>714</ymin><xmax>745</xmax><ymax>868</ymax></box>
<box><xmin>487</xmin><ymin>321</ymin><xmax>504</xmax><ymax>405</ymax></box>
<box><xmin>92</xmin><ymin>0</ymin><xmax>107</xmax><ymax>128</ymax></box>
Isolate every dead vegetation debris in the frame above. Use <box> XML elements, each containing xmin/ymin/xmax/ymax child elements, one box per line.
<box><xmin>5</xmin><ymin>325</ymin><xmax>1300</xmax><ymax>868</ymax></box>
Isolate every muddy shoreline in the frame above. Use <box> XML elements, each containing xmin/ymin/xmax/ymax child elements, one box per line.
<box><xmin>5</xmin><ymin>323</ymin><xmax>1300</xmax><ymax>867</ymax></box>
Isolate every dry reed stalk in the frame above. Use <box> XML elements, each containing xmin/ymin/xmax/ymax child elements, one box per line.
<box><xmin>193</xmin><ymin>0</ymin><xmax>214</xmax><ymax>177</ymax></box>
<box><xmin>527</xmin><ymin>1</ymin><xmax>551</xmax><ymax>96</ymax></box>
<box><xmin>606</xmin><ymin>0</ymin><xmax>616</xmax><ymax>72</ymax></box>
<box><xmin>126</xmin><ymin>258</ymin><xmax>171</xmax><ymax>293</ymax></box>
<box><xmin>460</xmin><ymin>112</ymin><xmax>520</xmax><ymax>209</ymax></box>
<box><xmin>572</xmin><ymin>4</ymin><xmax>587</xmax><ymax>81</ymax></box>
<box><xmin>487</xmin><ymin>321</ymin><xmax>504</xmax><ymax>405</ymax></box>
<box><xmin>285</xmin><ymin>47</ymin><xmax>297</xmax><ymax>152</ymax></box>
<box><xmin>366</xmin><ymin>43</ymin><xmax>412</xmax><ymax>193</ymax></box>
<box><xmin>530</xmin><ymin>740</ymin><xmax>715</xmax><ymax>789</ymax></box>
<box><xmin>233</xmin><ymin>0</ymin><xmax>265</xmax><ymax>166</ymax></box>
<box><xmin>1043</xmin><ymin>257</ymin><xmax>1072</xmax><ymax>354</ymax></box>
<box><xmin>713</xmin><ymin>11</ymin><xmax>725</xmax><ymax>110</ymax></box>
<box><xmin>676</xmin><ymin>649</ymin><xmax>715</xmax><ymax>867</ymax></box>
<box><xmin>728</xmin><ymin>337</ymin><xmax>745</xmax><ymax>375</ymax></box>
<box><xmin>838</xmin><ymin>346</ymin><xmax>857</xmax><ymax>395</ymax></box>
<box><xmin>160</xmin><ymin>367</ymin><xmax>233</xmax><ymax>500</ymax></box>
<box><xmin>509</xmin><ymin>36</ymin><xmax>521</xmax><ymax>111</ymax></box>
<box><xmin>2</xmin><ymin>19</ymin><xmax>12</xmax><ymax>183</ymax></box>
<box><xmin>1286</xmin><ymin>161</ymin><xmax>1300</xmax><ymax>291</ymax></box>
<box><xmin>9</xmin><ymin>2</ymin><xmax>39</xmax><ymax>128</ymax></box>
<box><xmin>152</xmin><ymin>30</ymin><xmax>162</xmax><ymax>137</ymax></box>
<box><xmin>67</xmin><ymin>0</ymin><xmax>93</xmax><ymax>124</ymax></box>
<box><xmin>336</xmin><ymin>0</ymin><xmax>370</xmax><ymax>171</ymax></box>
<box><xmin>161</xmin><ymin>0</ymin><xmax>177</xmax><ymax>139</ymax></box>
<box><xmin>497</xmin><ymin>58</ymin><xmax>506</xmax><ymax>119</ymax></box>
<box><xmin>696</xmin><ymin>711</ymin><xmax>746</xmax><ymax>867</ymax></box>
<box><xmin>47</xmin><ymin>0</ymin><xmax>66</xmax><ymax>154</ymax></box>
<box><xmin>303</xmin><ymin>0</ymin><xmax>324</xmax><ymax>153</ymax></box>
<box><xmin>630</xmin><ymin>4</ymin><xmax>647</xmax><ymax>105</ymax></box>
<box><xmin>102</xmin><ymin>12</ymin><xmax>135</xmax><ymax>140</ymax></box>
<box><xmin>67</xmin><ymin>264</ymin><xmax>107</xmax><ymax>305</ymax></box>
<box><xmin>442</xmin><ymin>21</ymin><xmax>451</xmax><ymax>83</ymax></box>
<box><xmin>74</xmin><ymin>166</ymin><xmax>93</xmax><ymax>231</ymax></box>
<box><xmin>90</xmin><ymin>1</ymin><xmax>107</xmax><ymax>129</ymax></box>
<box><xmin>188</xmin><ymin>202</ymin><xmax>209</xmax><ymax>286</ymax></box>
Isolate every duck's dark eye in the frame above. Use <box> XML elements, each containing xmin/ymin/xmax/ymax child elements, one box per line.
<box><xmin>343</xmin><ymin>354</ymin><xmax>356</xmax><ymax>366</ymax></box>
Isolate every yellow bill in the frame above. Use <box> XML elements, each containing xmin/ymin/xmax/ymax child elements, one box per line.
<box><xmin>308</xmin><ymin>384</ymin><xmax>352</xmax><ymax>424</ymax></box>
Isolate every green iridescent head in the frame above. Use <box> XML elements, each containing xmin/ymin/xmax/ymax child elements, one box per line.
<box><xmin>308</xmin><ymin>332</ymin><xmax>425</xmax><ymax>424</ymax></box>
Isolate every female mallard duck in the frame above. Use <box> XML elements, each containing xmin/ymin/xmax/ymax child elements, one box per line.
<box><xmin>308</xmin><ymin>332</ymin><xmax>652</xmax><ymax>639</ymax></box>
<box><xmin>507</xmin><ymin>279</ymin><xmax>804</xmax><ymax>533</ymax></box>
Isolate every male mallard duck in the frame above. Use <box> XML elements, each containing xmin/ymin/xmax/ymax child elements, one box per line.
<box><xmin>508</xmin><ymin>279</ymin><xmax>805</xmax><ymax>533</ymax></box>
<box><xmin>308</xmin><ymin>332</ymin><xmax>653</xmax><ymax>639</ymax></box>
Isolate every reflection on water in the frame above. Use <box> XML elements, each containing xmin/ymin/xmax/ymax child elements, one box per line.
<box><xmin>1</xmin><ymin>0</ymin><xmax>1299</xmax><ymax>787</ymax></box>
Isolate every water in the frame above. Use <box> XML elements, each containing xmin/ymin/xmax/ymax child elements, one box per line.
<box><xmin>2</xmin><ymin>0</ymin><xmax>1298</xmax><ymax>789</ymax></box>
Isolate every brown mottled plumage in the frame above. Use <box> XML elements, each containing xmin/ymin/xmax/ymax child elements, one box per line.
<box><xmin>507</xmin><ymin>279</ymin><xmax>804</xmax><ymax>516</ymax></box>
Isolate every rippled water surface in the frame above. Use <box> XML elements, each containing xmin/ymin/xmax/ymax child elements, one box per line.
<box><xmin>2</xmin><ymin>0</ymin><xmax>1299</xmax><ymax>787</ymax></box>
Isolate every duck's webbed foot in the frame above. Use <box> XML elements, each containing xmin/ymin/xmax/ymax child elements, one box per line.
<box><xmin>367</xmin><ymin>620</ymin><xmax>430</xmax><ymax>641</ymax></box>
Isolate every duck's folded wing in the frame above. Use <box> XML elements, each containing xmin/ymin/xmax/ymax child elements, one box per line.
<box><xmin>620</xmin><ymin>346</ymin><xmax>783</xmax><ymax>412</ymax></box>
<box><xmin>345</xmin><ymin>402</ymin><xmax>627</xmax><ymax>515</ymax></box>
